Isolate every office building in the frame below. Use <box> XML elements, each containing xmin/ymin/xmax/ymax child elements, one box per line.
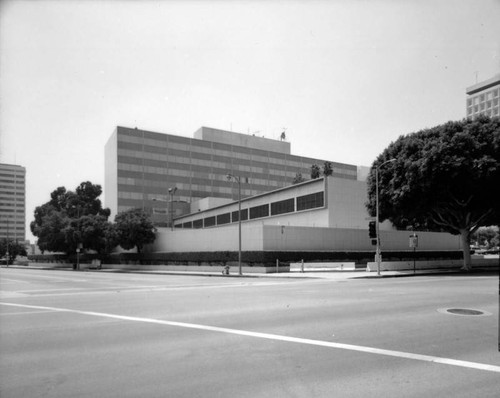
<box><xmin>0</xmin><ymin>163</ymin><xmax>26</xmax><ymax>241</ymax></box>
<box><xmin>105</xmin><ymin>126</ymin><xmax>357</xmax><ymax>226</ymax></box>
<box><xmin>466</xmin><ymin>73</ymin><xmax>500</xmax><ymax>118</ymax></box>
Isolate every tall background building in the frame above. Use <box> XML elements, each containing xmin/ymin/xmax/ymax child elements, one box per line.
<box><xmin>0</xmin><ymin>163</ymin><xmax>26</xmax><ymax>242</ymax></box>
<box><xmin>466</xmin><ymin>73</ymin><xmax>500</xmax><ymax>118</ymax></box>
<box><xmin>105</xmin><ymin>126</ymin><xmax>358</xmax><ymax>226</ymax></box>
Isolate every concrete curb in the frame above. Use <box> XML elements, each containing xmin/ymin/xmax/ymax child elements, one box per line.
<box><xmin>2</xmin><ymin>264</ymin><xmax>498</xmax><ymax>281</ymax></box>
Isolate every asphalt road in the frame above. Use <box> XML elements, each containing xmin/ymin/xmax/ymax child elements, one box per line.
<box><xmin>1</xmin><ymin>268</ymin><xmax>499</xmax><ymax>397</ymax></box>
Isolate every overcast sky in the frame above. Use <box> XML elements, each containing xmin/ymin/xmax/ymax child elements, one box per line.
<box><xmin>1</xmin><ymin>0</ymin><xmax>499</xmax><ymax>242</ymax></box>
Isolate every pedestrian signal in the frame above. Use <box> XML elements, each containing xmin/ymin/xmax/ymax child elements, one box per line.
<box><xmin>369</xmin><ymin>221</ymin><xmax>377</xmax><ymax>238</ymax></box>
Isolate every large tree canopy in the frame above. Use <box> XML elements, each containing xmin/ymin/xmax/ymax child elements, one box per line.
<box><xmin>366</xmin><ymin>116</ymin><xmax>500</xmax><ymax>270</ymax></box>
<box><xmin>31</xmin><ymin>181</ymin><xmax>111</xmax><ymax>254</ymax></box>
<box><xmin>114</xmin><ymin>208</ymin><xmax>156</xmax><ymax>254</ymax></box>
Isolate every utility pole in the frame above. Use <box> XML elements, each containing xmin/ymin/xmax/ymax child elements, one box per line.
<box><xmin>375</xmin><ymin>159</ymin><xmax>396</xmax><ymax>275</ymax></box>
<box><xmin>226</xmin><ymin>174</ymin><xmax>242</xmax><ymax>276</ymax></box>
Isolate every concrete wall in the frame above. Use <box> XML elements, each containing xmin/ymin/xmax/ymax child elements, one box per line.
<box><xmin>151</xmin><ymin>224</ymin><xmax>265</xmax><ymax>252</ymax></box>
<box><xmin>327</xmin><ymin>178</ymin><xmax>371</xmax><ymax>229</ymax></box>
<box><xmin>262</xmin><ymin>225</ymin><xmax>461</xmax><ymax>251</ymax></box>
<box><xmin>150</xmin><ymin>224</ymin><xmax>461</xmax><ymax>253</ymax></box>
<box><xmin>193</xmin><ymin>126</ymin><xmax>291</xmax><ymax>155</ymax></box>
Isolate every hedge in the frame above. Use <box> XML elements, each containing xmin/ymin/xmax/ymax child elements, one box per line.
<box><xmin>29</xmin><ymin>250</ymin><xmax>465</xmax><ymax>266</ymax></box>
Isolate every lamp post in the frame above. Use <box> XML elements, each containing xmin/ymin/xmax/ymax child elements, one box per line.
<box><xmin>375</xmin><ymin>158</ymin><xmax>396</xmax><ymax>276</ymax></box>
<box><xmin>226</xmin><ymin>174</ymin><xmax>242</xmax><ymax>276</ymax></box>
<box><xmin>168</xmin><ymin>187</ymin><xmax>178</xmax><ymax>231</ymax></box>
<box><xmin>71</xmin><ymin>205</ymin><xmax>81</xmax><ymax>270</ymax></box>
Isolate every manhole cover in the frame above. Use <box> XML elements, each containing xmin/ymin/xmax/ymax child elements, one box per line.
<box><xmin>437</xmin><ymin>308</ymin><xmax>492</xmax><ymax>317</ymax></box>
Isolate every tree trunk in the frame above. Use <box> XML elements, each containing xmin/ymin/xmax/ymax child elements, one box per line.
<box><xmin>460</xmin><ymin>229</ymin><xmax>472</xmax><ymax>271</ymax></box>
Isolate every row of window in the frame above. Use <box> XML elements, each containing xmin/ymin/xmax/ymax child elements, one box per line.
<box><xmin>117</xmin><ymin>134</ymin><xmax>356</xmax><ymax>176</ymax></box>
<box><xmin>467</xmin><ymin>98</ymin><xmax>499</xmax><ymax>113</ymax></box>
<box><xmin>467</xmin><ymin>88</ymin><xmax>500</xmax><ymax>106</ymax></box>
<box><xmin>0</xmin><ymin>192</ymin><xmax>25</xmax><ymax>197</ymax></box>
<box><xmin>175</xmin><ymin>191</ymin><xmax>325</xmax><ymax>229</ymax></box>
<box><xmin>117</xmin><ymin>165</ymin><xmax>300</xmax><ymax>186</ymax></box>
<box><xmin>117</xmin><ymin>147</ymin><xmax>344</xmax><ymax>177</ymax></box>
<box><xmin>0</xmin><ymin>173</ymin><xmax>25</xmax><ymax>179</ymax></box>
<box><xmin>119</xmin><ymin>133</ymin><xmax>288</xmax><ymax>164</ymax></box>
<box><xmin>467</xmin><ymin>107</ymin><xmax>500</xmax><ymax>116</ymax></box>
<box><xmin>0</xmin><ymin>203</ymin><xmax>25</xmax><ymax>208</ymax></box>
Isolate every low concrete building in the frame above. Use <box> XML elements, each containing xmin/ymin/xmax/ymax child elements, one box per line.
<box><xmin>150</xmin><ymin>176</ymin><xmax>461</xmax><ymax>253</ymax></box>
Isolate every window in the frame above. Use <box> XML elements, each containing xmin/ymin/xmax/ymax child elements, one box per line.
<box><xmin>204</xmin><ymin>216</ymin><xmax>216</xmax><ymax>228</ymax></box>
<box><xmin>297</xmin><ymin>192</ymin><xmax>324</xmax><ymax>211</ymax></box>
<box><xmin>182</xmin><ymin>222</ymin><xmax>193</xmax><ymax>229</ymax></box>
<box><xmin>271</xmin><ymin>198</ymin><xmax>295</xmax><ymax>215</ymax></box>
<box><xmin>193</xmin><ymin>219</ymin><xmax>203</xmax><ymax>229</ymax></box>
<box><xmin>250</xmin><ymin>204</ymin><xmax>269</xmax><ymax>219</ymax></box>
<box><xmin>231</xmin><ymin>208</ymin><xmax>248</xmax><ymax>222</ymax></box>
<box><xmin>217</xmin><ymin>213</ymin><xmax>231</xmax><ymax>225</ymax></box>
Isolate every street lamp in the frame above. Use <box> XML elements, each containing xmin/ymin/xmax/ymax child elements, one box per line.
<box><xmin>375</xmin><ymin>158</ymin><xmax>396</xmax><ymax>276</ymax></box>
<box><xmin>226</xmin><ymin>174</ymin><xmax>242</xmax><ymax>276</ymax></box>
<box><xmin>153</xmin><ymin>187</ymin><xmax>177</xmax><ymax>230</ymax></box>
<box><xmin>71</xmin><ymin>205</ymin><xmax>81</xmax><ymax>270</ymax></box>
<box><xmin>168</xmin><ymin>187</ymin><xmax>178</xmax><ymax>231</ymax></box>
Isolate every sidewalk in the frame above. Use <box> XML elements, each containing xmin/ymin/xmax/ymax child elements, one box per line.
<box><xmin>3</xmin><ymin>264</ymin><xmax>495</xmax><ymax>280</ymax></box>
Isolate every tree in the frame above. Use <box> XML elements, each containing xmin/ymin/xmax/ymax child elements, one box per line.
<box><xmin>366</xmin><ymin>116</ymin><xmax>500</xmax><ymax>270</ymax></box>
<box><xmin>310</xmin><ymin>164</ymin><xmax>321</xmax><ymax>179</ymax></box>
<box><xmin>63</xmin><ymin>215</ymin><xmax>116</xmax><ymax>255</ymax></box>
<box><xmin>471</xmin><ymin>226</ymin><xmax>499</xmax><ymax>249</ymax></box>
<box><xmin>323</xmin><ymin>161</ymin><xmax>333</xmax><ymax>176</ymax></box>
<box><xmin>292</xmin><ymin>172</ymin><xmax>306</xmax><ymax>184</ymax></box>
<box><xmin>114</xmin><ymin>208</ymin><xmax>156</xmax><ymax>253</ymax></box>
<box><xmin>31</xmin><ymin>182</ymin><xmax>111</xmax><ymax>254</ymax></box>
<box><xmin>0</xmin><ymin>239</ymin><xmax>27</xmax><ymax>264</ymax></box>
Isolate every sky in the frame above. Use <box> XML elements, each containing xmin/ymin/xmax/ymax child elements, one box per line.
<box><xmin>1</xmin><ymin>0</ymin><xmax>499</xmax><ymax>243</ymax></box>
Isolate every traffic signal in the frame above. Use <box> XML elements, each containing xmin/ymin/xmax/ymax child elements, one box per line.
<box><xmin>368</xmin><ymin>221</ymin><xmax>377</xmax><ymax>238</ymax></box>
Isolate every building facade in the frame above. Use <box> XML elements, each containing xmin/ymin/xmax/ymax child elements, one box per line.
<box><xmin>0</xmin><ymin>163</ymin><xmax>26</xmax><ymax>241</ymax></box>
<box><xmin>150</xmin><ymin>176</ymin><xmax>460</xmax><ymax>253</ymax></box>
<box><xmin>466</xmin><ymin>73</ymin><xmax>500</xmax><ymax>118</ymax></box>
<box><xmin>105</xmin><ymin>126</ymin><xmax>358</xmax><ymax>226</ymax></box>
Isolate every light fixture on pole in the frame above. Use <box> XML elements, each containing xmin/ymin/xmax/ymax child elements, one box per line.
<box><xmin>226</xmin><ymin>173</ymin><xmax>242</xmax><ymax>276</ymax></box>
<box><xmin>168</xmin><ymin>187</ymin><xmax>178</xmax><ymax>231</ymax></box>
<box><xmin>375</xmin><ymin>158</ymin><xmax>396</xmax><ymax>276</ymax></box>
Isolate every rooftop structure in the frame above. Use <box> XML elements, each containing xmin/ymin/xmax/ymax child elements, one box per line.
<box><xmin>466</xmin><ymin>73</ymin><xmax>500</xmax><ymax>118</ymax></box>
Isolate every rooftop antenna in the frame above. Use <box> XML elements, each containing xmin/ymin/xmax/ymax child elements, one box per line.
<box><xmin>475</xmin><ymin>71</ymin><xmax>479</xmax><ymax>83</ymax></box>
<box><xmin>280</xmin><ymin>128</ymin><xmax>287</xmax><ymax>141</ymax></box>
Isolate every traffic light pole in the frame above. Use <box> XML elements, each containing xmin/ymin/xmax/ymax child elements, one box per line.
<box><xmin>375</xmin><ymin>166</ymin><xmax>381</xmax><ymax>276</ymax></box>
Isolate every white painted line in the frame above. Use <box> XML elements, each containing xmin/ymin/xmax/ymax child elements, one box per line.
<box><xmin>0</xmin><ymin>278</ymin><xmax>33</xmax><ymax>284</ymax></box>
<box><xmin>6</xmin><ymin>281</ymin><xmax>308</xmax><ymax>298</ymax></box>
<box><xmin>2</xmin><ymin>301</ymin><xmax>499</xmax><ymax>373</ymax></box>
<box><xmin>0</xmin><ymin>310</ymin><xmax>60</xmax><ymax>316</ymax></box>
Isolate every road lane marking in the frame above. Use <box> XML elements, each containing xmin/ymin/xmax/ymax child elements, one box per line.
<box><xmin>2</xmin><ymin>280</ymin><xmax>312</xmax><ymax>298</ymax></box>
<box><xmin>0</xmin><ymin>310</ymin><xmax>60</xmax><ymax>316</ymax></box>
<box><xmin>0</xmin><ymin>278</ymin><xmax>33</xmax><ymax>284</ymax></box>
<box><xmin>2</xmin><ymin>301</ymin><xmax>499</xmax><ymax>374</ymax></box>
